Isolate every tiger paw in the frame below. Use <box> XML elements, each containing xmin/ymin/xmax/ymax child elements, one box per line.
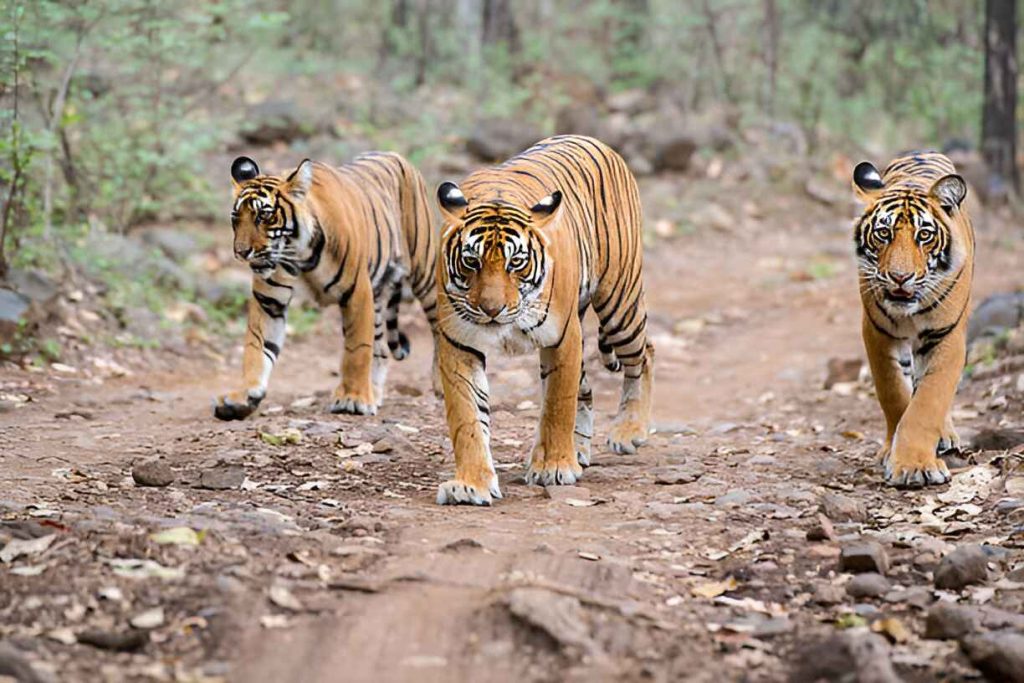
<box><xmin>607</xmin><ymin>415</ymin><xmax>648</xmax><ymax>455</ymax></box>
<box><xmin>526</xmin><ymin>446</ymin><xmax>584</xmax><ymax>486</ymax></box>
<box><xmin>937</xmin><ymin>421</ymin><xmax>961</xmax><ymax>454</ymax></box>
<box><xmin>213</xmin><ymin>390</ymin><xmax>263</xmax><ymax>421</ymax></box>
<box><xmin>329</xmin><ymin>388</ymin><xmax>378</xmax><ymax>416</ymax></box>
<box><xmin>883</xmin><ymin>445</ymin><xmax>951</xmax><ymax>488</ymax></box>
<box><xmin>436</xmin><ymin>476</ymin><xmax>502</xmax><ymax>506</ymax></box>
<box><xmin>576</xmin><ymin>443</ymin><xmax>592</xmax><ymax>468</ymax></box>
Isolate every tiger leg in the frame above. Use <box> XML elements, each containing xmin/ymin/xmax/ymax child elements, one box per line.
<box><xmin>413</xmin><ymin>273</ymin><xmax>443</xmax><ymax>397</ymax></box>
<box><xmin>575</xmin><ymin>360</ymin><xmax>594</xmax><ymax>467</ymax></box>
<box><xmin>598</xmin><ymin>330</ymin><xmax>621</xmax><ymax>372</ymax></box>
<box><xmin>526</xmin><ymin>316</ymin><xmax>585</xmax><ymax>486</ymax></box>
<box><xmin>371</xmin><ymin>299</ymin><xmax>389</xmax><ymax>407</ymax></box>
<box><xmin>436</xmin><ymin>334</ymin><xmax>500</xmax><ymax>505</ymax></box>
<box><xmin>330</xmin><ymin>274</ymin><xmax>378</xmax><ymax>415</ymax></box>
<box><xmin>938</xmin><ymin>413</ymin><xmax>961</xmax><ymax>454</ymax></box>
<box><xmin>885</xmin><ymin>326</ymin><xmax>964</xmax><ymax>487</ymax></box>
<box><xmin>214</xmin><ymin>279</ymin><xmax>291</xmax><ymax>420</ymax></box>
<box><xmin>862</xmin><ymin>315</ymin><xmax>912</xmax><ymax>464</ymax></box>
<box><xmin>384</xmin><ymin>285</ymin><xmax>410</xmax><ymax>361</ymax></box>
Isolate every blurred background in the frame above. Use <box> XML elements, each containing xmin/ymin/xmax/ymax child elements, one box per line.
<box><xmin>0</xmin><ymin>0</ymin><xmax>1020</xmax><ymax>369</ymax></box>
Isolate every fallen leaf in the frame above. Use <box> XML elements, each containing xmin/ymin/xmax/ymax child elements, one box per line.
<box><xmin>692</xmin><ymin>577</ymin><xmax>738</xmax><ymax>598</ymax></box>
<box><xmin>297</xmin><ymin>481</ymin><xmax>328</xmax><ymax>492</ymax></box>
<box><xmin>10</xmin><ymin>564</ymin><xmax>47</xmax><ymax>576</ymax></box>
<box><xmin>835</xmin><ymin>613</ymin><xmax>868</xmax><ymax>629</ymax></box>
<box><xmin>577</xmin><ymin>551</ymin><xmax>600</xmax><ymax>561</ymax></box>
<box><xmin>260</xmin><ymin>427</ymin><xmax>303</xmax><ymax>446</ymax></box>
<box><xmin>109</xmin><ymin>558</ymin><xmax>184</xmax><ymax>581</ymax></box>
<box><xmin>269</xmin><ymin>585</ymin><xmax>304</xmax><ymax>612</ymax></box>
<box><xmin>46</xmin><ymin>627</ymin><xmax>77</xmax><ymax>645</ymax></box>
<box><xmin>728</xmin><ymin>529</ymin><xmax>769</xmax><ymax>553</ymax></box>
<box><xmin>871</xmin><ymin>617</ymin><xmax>910</xmax><ymax>643</ymax></box>
<box><xmin>149</xmin><ymin>527</ymin><xmax>203</xmax><ymax>546</ymax></box>
<box><xmin>260</xmin><ymin>614</ymin><xmax>291</xmax><ymax>629</ymax></box>
<box><xmin>937</xmin><ymin>465</ymin><xmax>997</xmax><ymax>505</ymax></box>
<box><xmin>565</xmin><ymin>498</ymin><xmax>597</xmax><ymax>507</ymax></box>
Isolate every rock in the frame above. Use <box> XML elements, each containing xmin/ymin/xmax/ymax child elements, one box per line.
<box><xmin>846</xmin><ymin>573</ymin><xmax>890</xmax><ymax>599</ymax></box>
<box><xmin>960</xmin><ymin>632</ymin><xmax>1024</xmax><ymax>683</ymax></box>
<box><xmin>652</xmin><ymin>135</ymin><xmax>697</xmax><ymax>172</ymax></box>
<box><xmin>824</xmin><ymin>357</ymin><xmax>864</xmax><ymax>389</ymax></box>
<box><xmin>715</xmin><ymin>489</ymin><xmax>752</xmax><ymax>506</ymax></box>
<box><xmin>967</xmin><ymin>292</ymin><xmax>1024</xmax><ymax>343</ymax></box>
<box><xmin>240</xmin><ymin>100</ymin><xmax>316</xmax><ymax>145</ymax></box>
<box><xmin>7</xmin><ymin>268</ymin><xmax>58</xmax><ymax>306</ymax></box>
<box><xmin>544</xmin><ymin>486</ymin><xmax>590</xmax><ymax>502</ymax></box>
<box><xmin>924</xmin><ymin>603</ymin><xmax>979</xmax><ymax>640</ymax></box>
<box><xmin>839</xmin><ymin>538</ymin><xmax>890</xmax><ymax>575</ymax></box>
<box><xmin>789</xmin><ymin>631</ymin><xmax>901</xmax><ymax>683</ymax></box>
<box><xmin>77</xmin><ymin>629</ymin><xmax>148</xmax><ymax>652</ymax></box>
<box><xmin>466</xmin><ymin>118</ymin><xmax>544</xmax><ymax>162</ymax></box>
<box><xmin>132</xmin><ymin>459</ymin><xmax>176</xmax><ymax>487</ymax></box>
<box><xmin>139</xmin><ymin>227</ymin><xmax>201</xmax><ymax>262</ymax></box>
<box><xmin>554</xmin><ymin>105</ymin><xmax>615</xmax><ymax>146</ymax></box>
<box><xmin>506</xmin><ymin>588</ymin><xmax>596</xmax><ymax>654</ymax></box>
<box><xmin>198</xmin><ymin>466</ymin><xmax>246</xmax><ymax>491</ymax></box>
<box><xmin>806</xmin><ymin>514</ymin><xmax>837</xmax><ymax>542</ymax></box>
<box><xmin>811</xmin><ymin>582</ymin><xmax>845</xmax><ymax>605</ymax></box>
<box><xmin>0</xmin><ymin>288</ymin><xmax>32</xmax><ymax>344</ymax></box>
<box><xmin>0</xmin><ymin>641</ymin><xmax>52</xmax><ymax>683</ymax></box>
<box><xmin>934</xmin><ymin>545</ymin><xmax>989</xmax><ymax>590</ymax></box>
<box><xmin>820</xmin><ymin>492</ymin><xmax>868</xmax><ymax>523</ymax></box>
<box><xmin>652</xmin><ymin>465</ymin><xmax>702</xmax><ymax>485</ymax></box>
<box><xmin>969</xmin><ymin>428</ymin><xmax>1024</xmax><ymax>453</ymax></box>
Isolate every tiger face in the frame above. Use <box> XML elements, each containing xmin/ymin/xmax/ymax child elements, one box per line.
<box><xmin>853</xmin><ymin>162</ymin><xmax>967</xmax><ymax>315</ymax></box>
<box><xmin>437</xmin><ymin>182</ymin><xmax>562</xmax><ymax>326</ymax></box>
<box><xmin>230</xmin><ymin>156</ymin><xmax>312</xmax><ymax>278</ymax></box>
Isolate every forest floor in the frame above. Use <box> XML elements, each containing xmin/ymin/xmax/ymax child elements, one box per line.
<box><xmin>2</xmin><ymin>180</ymin><xmax>1024</xmax><ymax>683</ymax></box>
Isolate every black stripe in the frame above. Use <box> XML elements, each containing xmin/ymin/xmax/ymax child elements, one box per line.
<box><xmin>442</xmin><ymin>331</ymin><xmax>486</xmax><ymax>369</ymax></box>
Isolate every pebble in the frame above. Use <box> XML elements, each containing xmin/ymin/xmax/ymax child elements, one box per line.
<box><xmin>934</xmin><ymin>545</ymin><xmax>989</xmax><ymax>590</ymax></box>
<box><xmin>811</xmin><ymin>583</ymin><xmax>844</xmax><ymax>605</ymax></box>
<box><xmin>77</xmin><ymin>629</ymin><xmax>147</xmax><ymax>652</ymax></box>
<box><xmin>131</xmin><ymin>459</ymin><xmax>176</xmax><ymax>487</ymax></box>
<box><xmin>790</xmin><ymin>631</ymin><xmax>900</xmax><ymax>683</ymax></box>
<box><xmin>652</xmin><ymin>465</ymin><xmax>702</xmax><ymax>485</ymax></box>
<box><xmin>846</xmin><ymin>573</ymin><xmax>890</xmax><ymax>599</ymax></box>
<box><xmin>924</xmin><ymin>603</ymin><xmax>979</xmax><ymax>640</ymax></box>
<box><xmin>960</xmin><ymin>632</ymin><xmax>1024</xmax><ymax>683</ymax></box>
<box><xmin>198</xmin><ymin>466</ymin><xmax>246</xmax><ymax>491</ymax></box>
<box><xmin>820</xmin><ymin>492</ymin><xmax>868</xmax><ymax>523</ymax></box>
<box><xmin>714</xmin><ymin>489</ymin><xmax>752</xmax><ymax>506</ymax></box>
<box><xmin>839</xmin><ymin>538</ymin><xmax>890</xmax><ymax>575</ymax></box>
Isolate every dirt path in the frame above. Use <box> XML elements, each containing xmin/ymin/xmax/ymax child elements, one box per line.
<box><xmin>2</xmin><ymin>193</ymin><xmax>1024</xmax><ymax>682</ymax></box>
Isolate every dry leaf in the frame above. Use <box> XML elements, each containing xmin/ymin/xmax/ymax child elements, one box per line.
<box><xmin>692</xmin><ymin>577</ymin><xmax>738</xmax><ymax>598</ymax></box>
<box><xmin>0</xmin><ymin>534</ymin><xmax>57</xmax><ymax>563</ymax></box>
<box><xmin>871</xmin><ymin>617</ymin><xmax>910</xmax><ymax>643</ymax></box>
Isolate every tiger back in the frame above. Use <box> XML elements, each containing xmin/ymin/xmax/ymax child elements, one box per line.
<box><xmin>852</xmin><ymin>151</ymin><xmax>974</xmax><ymax>487</ymax></box>
<box><xmin>433</xmin><ymin>135</ymin><xmax>654</xmax><ymax>505</ymax></box>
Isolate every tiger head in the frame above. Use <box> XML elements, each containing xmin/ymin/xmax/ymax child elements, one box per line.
<box><xmin>852</xmin><ymin>162</ymin><xmax>968</xmax><ymax>314</ymax></box>
<box><xmin>437</xmin><ymin>182</ymin><xmax>563</xmax><ymax>326</ymax></box>
<box><xmin>230</xmin><ymin>156</ymin><xmax>314</xmax><ymax>277</ymax></box>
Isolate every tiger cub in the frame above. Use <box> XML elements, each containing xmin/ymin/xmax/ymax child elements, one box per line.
<box><xmin>215</xmin><ymin>153</ymin><xmax>438</xmax><ymax>420</ymax></box>
<box><xmin>852</xmin><ymin>152</ymin><xmax>974</xmax><ymax>487</ymax></box>
<box><xmin>434</xmin><ymin>135</ymin><xmax>654</xmax><ymax>505</ymax></box>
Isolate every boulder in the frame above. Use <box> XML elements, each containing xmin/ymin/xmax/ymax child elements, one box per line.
<box><xmin>466</xmin><ymin>118</ymin><xmax>544</xmax><ymax>162</ymax></box>
<box><xmin>967</xmin><ymin>292</ymin><xmax>1024</xmax><ymax>343</ymax></box>
<box><xmin>241</xmin><ymin>100</ymin><xmax>317</xmax><ymax>145</ymax></box>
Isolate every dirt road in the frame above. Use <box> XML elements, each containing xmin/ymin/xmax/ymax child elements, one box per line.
<box><xmin>2</xmin><ymin>188</ymin><xmax>1023</xmax><ymax>682</ymax></box>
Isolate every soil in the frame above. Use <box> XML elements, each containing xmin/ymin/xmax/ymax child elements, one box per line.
<box><xmin>2</xmin><ymin>181</ymin><xmax>1023</xmax><ymax>683</ymax></box>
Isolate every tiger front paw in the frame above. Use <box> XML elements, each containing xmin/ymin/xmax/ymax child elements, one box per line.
<box><xmin>526</xmin><ymin>444</ymin><xmax>584</xmax><ymax>486</ymax></box>
<box><xmin>436</xmin><ymin>475</ymin><xmax>502</xmax><ymax>506</ymax></box>
<box><xmin>883</xmin><ymin>442</ymin><xmax>951</xmax><ymax>488</ymax></box>
<box><xmin>213</xmin><ymin>390</ymin><xmax>263</xmax><ymax>421</ymax></box>
<box><xmin>607</xmin><ymin>414</ymin><xmax>649</xmax><ymax>455</ymax></box>
<box><xmin>329</xmin><ymin>387</ymin><xmax>378</xmax><ymax>416</ymax></box>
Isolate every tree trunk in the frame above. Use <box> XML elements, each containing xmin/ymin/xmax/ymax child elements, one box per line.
<box><xmin>981</xmin><ymin>0</ymin><xmax>1018</xmax><ymax>192</ymax></box>
<box><xmin>481</xmin><ymin>0</ymin><xmax>519</xmax><ymax>55</ymax></box>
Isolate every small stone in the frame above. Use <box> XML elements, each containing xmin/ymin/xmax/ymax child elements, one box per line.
<box><xmin>198</xmin><ymin>466</ymin><xmax>246</xmax><ymax>491</ymax></box>
<box><xmin>652</xmin><ymin>465</ymin><xmax>702</xmax><ymax>485</ymax></box>
<box><xmin>839</xmin><ymin>538</ymin><xmax>890</xmax><ymax>575</ymax></box>
<box><xmin>129</xmin><ymin>607</ymin><xmax>165</xmax><ymax>630</ymax></box>
<box><xmin>806</xmin><ymin>514</ymin><xmax>837</xmax><ymax>542</ymax></box>
<box><xmin>934</xmin><ymin>545</ymin><xmax>989</xmax><ymax>590</ymax></box>
<box><xmin>811</xmin><ymin>583</ymin><xmax>845</xmax><ymax>605</ymax></box>
<box><xmin>924</xmin><ymin>603</ymin><xmax>979</xmax><ymax>640</ymax></box>
<box><xmin>77</xmin><ymin>629</ymin><xmax>148</xmax><ymax>652</ymax></box>
<box><xmin>846</xmin><ymin>573</ymin><xmax>890</xmax><ymax>599</ymax></box>
<box><xmin>715</xmin><ymin>489</ymin><xmax>752</xmax><ymax>506</ymax></box>
<box><xmin>820</xmin><ymin>492</ymin><xmax>868</xmax><ymax>523</ymax></box>
<box><xmin>544</xmin><ymin>486</ymin><xmax>591</xmax><ymax>501</ymax></box>
<box><xmin>960</xmin><ymin>632</ymin><xmax>1024</xmax><ymax>683</ymax></box>
<box><xmin>132</xmin><ymin>459</ymin><xmax>176</xmax><ymax>487</ymax></box>
<box><xmin>791</xmin><ymin>631</ymin><xmax>900</xmax><ymax>683</ymax></box>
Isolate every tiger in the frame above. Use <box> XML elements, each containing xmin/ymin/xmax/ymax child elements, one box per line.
<box><xmin>433</xmin><ymin>134</ymin><xmax>654</xmax><ymax>505</ymax></box>
<box><xmin>852</xmin><ymin>151</ymin><xmax>974</xmax><ymax>487</ymax></box>
<box><xmin>214</xmin><ymin>152</ymin><xmax>439</xmax><ymax>421</ymax></box>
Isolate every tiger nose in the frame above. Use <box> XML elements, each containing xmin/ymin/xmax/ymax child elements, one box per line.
<box><xmin>890</xmin><ymin>271</ymin><xmax>913</xmax><ymax>285</ymax></box>
<box><xmin>479</xmin><ymin>300</ymin><xmax>504</xmax><ymax>318</ymax></box>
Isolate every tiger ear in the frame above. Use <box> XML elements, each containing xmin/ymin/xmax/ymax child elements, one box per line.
<box><xmin>438</xmin><ymin>182</ymin><xmax>468</xmax><ymax>221</ymax></box>
<box><xmin>530</xmin><ymin>191</ymin><xmax>563</xmax><ymax>229</ymax></box>
<box><xmin>853</xmin><ymin>162</ymin><xmax>884</xmax><ymax>203</ymax></box>
<box><xmin>231</xmin><ymin>156</ymin><xmax>260</xmax><ymax>190</ymax></box>
<box><xmin>930</xmin><ymin>174</ymin><xmax>967</xmax><ymax>215</ymax></box>
<box><xmin>284</xmin><ymin>159</ymin><xmax>314</xmax><ymax>201</ymax></box>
